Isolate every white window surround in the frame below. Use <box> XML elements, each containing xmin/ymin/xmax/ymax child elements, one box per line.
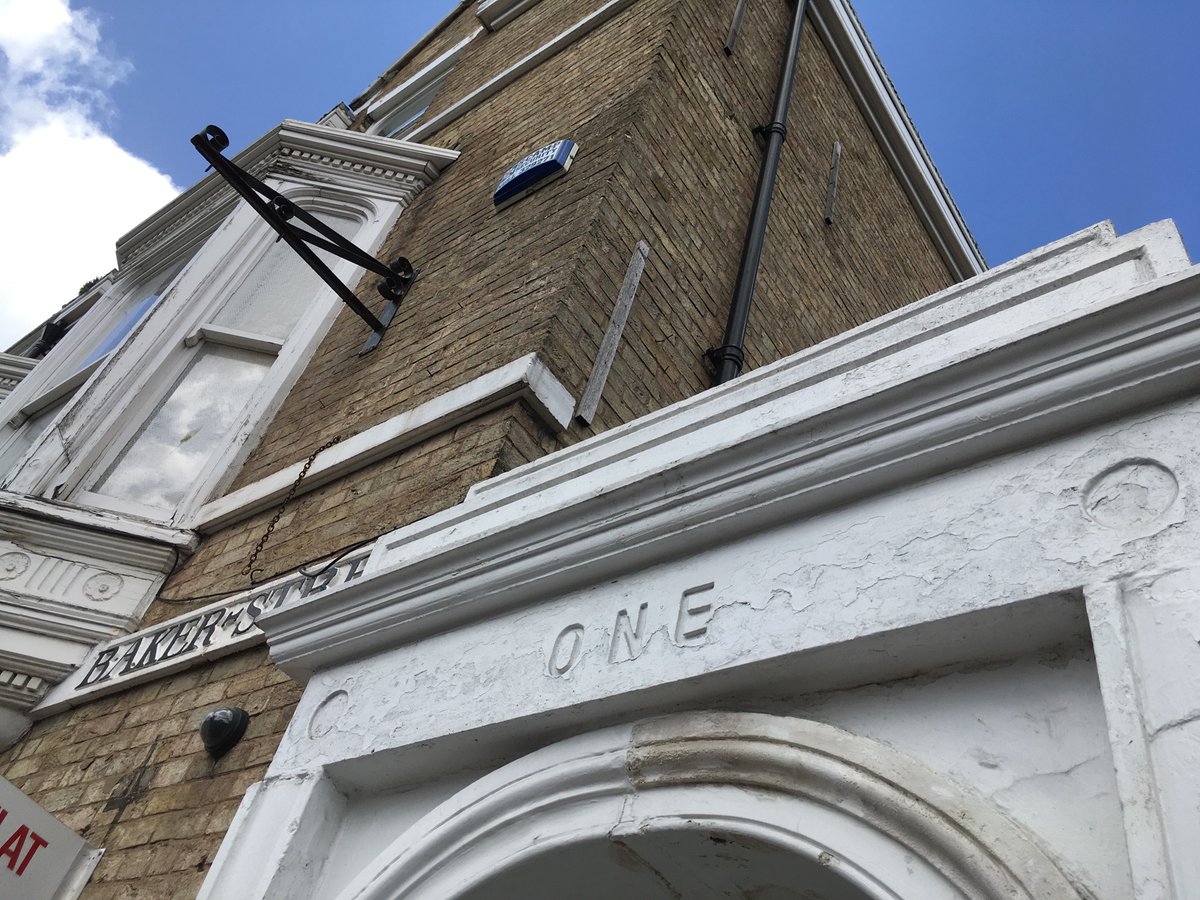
<box><xmin>70</xmin><ymin>195</ymin><xmax>366</xmax><ymax>520</ymax></box>
<box><xmin>0</xmin><ymin>136</ymin><xmax>259</xmax><ymax>481</ymax></box>
<box><xmin>4</xmin><ymin>120</ymin><xmax>458</xmax><ymax>529</ymax></box>
<box><xmin>0</xmin><ymin>276</ymin><xmax>116</xmax><ymax>425</ymax></box>
<box><xmin>366</xmin><ymin>32</ymin><xmax>480</xmax><ymax>137</ymax></box>
<box><xmin>0</xmin><ymin>265</ymin><xmax>193</xmax><ymax>482</ymax></box>
<box><xmin>476</xmin><ymin>0</ymin><xmax>543</xmax><ymax>31</ymax></box>
<box><xmin>0</xmin><ymin>121</ymin><xmax>457</xmax><ymax>731</ymax></box>
<box><xmin>3</xmin><ymin>272</ymin><xmax>112</xmax><ymax>358</ymax></box>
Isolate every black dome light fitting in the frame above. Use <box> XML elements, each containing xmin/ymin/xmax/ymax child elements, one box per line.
<box><xmin>200</xmin><ymin>707</ymin><xmax>250</xmax><ymax>758</ymax></box>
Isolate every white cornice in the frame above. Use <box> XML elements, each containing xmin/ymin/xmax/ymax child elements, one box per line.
<box><xmin>0</xmin><ymin>354</ymin><xmax>36</xmax><ymax>383</ymax></box>
<box><xmin>0</xmin><ymin>640</ymin><xmax>86</xmax><ymax>684</ymax></box>
<box><xmin>115</xmin><ymin>119</ymin><xmax>460</xmax><ymax>269</ymax></box>
<box><xmin>259</xmin><ymin>221</ymin><xmax>1196</xmax><ymax>678</ymax></box>
<box><xmin>0</xmin><ymin>669</ymin><xmax>47</xmax><ymax>710</ymax></box>
<box><xmin>810</xmin><ymin>0</ymin><xmax>984</xmax><ymax>277</ymax></box>
<box><xmin>0</xmin><ymin>354</ymin><xmax>35</xmax><ymax>401</ymax></box>
<box><xmin>0</xmin><ymin>493</ymin><xmax>196</xmax><ymax>561</ymax></box>
<box><xmin>194</xmin><ymin>354</ymin><xmax>572</xmax><ymax>533</ymax></box>
<box><xmin>0</xmin><ymin>596</ymin><xmax>130</xmax><ymax>647</ymax></box>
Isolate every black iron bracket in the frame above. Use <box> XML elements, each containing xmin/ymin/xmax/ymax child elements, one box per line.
<box><xmin>191</xmin><ymin>125</ymin><xmax>414</xmax><ymax>355</ymax></box>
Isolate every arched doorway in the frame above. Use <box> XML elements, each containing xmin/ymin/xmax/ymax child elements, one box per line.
<box><xmin>336</xmin><ymin>713</ymin><xmax>1083</xmax><ymax>899</ymax></box>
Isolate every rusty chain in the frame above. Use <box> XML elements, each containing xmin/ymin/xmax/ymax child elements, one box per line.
<box><xmin>243</xmin><ymin>435</ymin><xmax>342</xmax><ymax>583</ymax></box>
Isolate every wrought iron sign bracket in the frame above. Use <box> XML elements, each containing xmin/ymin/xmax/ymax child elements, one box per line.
<box><xmin>191</xmin><ymin>125</ymin><xmax>414</xmax><ymax>355</ymax></box>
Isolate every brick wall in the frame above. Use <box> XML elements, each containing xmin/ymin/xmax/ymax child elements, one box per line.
<box><xmin>1</xmin><ymin>648</ymin><xmax>292</xmax><ymax>898</ymax></box>
<box><xmin>2</xmin><ymin>2</ymin><xmax>966</xmax><ymax>896</ymax></box>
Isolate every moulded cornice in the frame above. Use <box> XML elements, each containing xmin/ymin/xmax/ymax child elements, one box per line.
<box><xmin>0</xmin><ymin>644</ymin><xmax>80</xmax><ymax>684</ymax></box>
<box><xmin>0</xmin><ymin>494</ymin><xmax>191</xmax><ymax>715</ymax></box>
<box><xmin>0</xmin><ymin>669</ymin><xmax>48</xmax><ymax>710</ymax></box>
<box><xmin>0</xmin><ymin>594</ymin><xmax>135</xmax><ymax>645</ymax></box>
<box><xmin>261</xmin><ymin>223</ymin><xmax>1198</xmax><ymax>678</ymax></box>
<box><xmin>0</xmin><ymin>354</ymin><xmax>36</xmax><ymax>385</ymax></box>
<box><xmin>115</xmin><ymin>119</ymin><xmax>459</xmax><ymax>269</ymax></box>
<box><xmin>0</xmin><ymin>493</ymin><xmax>196</xmax><ymax>562</ymax></box>
<box><xmin>3</xmin><ymin>641</ymin><xmax>79</xmax><ymax>681</ymax></box>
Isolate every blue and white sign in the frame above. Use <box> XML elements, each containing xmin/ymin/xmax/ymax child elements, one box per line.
<box><xmin>493</xmin><ymin>139</ymin><xmax>578</xmax><ymax>209</ymax></box>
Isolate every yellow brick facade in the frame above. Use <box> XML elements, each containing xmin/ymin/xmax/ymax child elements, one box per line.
<box><xmin>0</xmin><ymin>2</ymin><xmax>970</xmax><ymax>895</ymax></box>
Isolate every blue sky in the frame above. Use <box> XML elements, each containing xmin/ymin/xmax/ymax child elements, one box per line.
<box><xmin>852</xmin><ymin>0</ymin><xmax>1199</xmax><ymax>266</ymax></box>
<box><xmin>0</xmin><ymin>0</ymin><xmax>1195</xmax><ymax>344</ymax></box>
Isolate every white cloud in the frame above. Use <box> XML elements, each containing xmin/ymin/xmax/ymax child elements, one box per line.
<box><xmin>0</xmin><ymin>0</ymin><xmax>178</xmax><ymax>348</ymax></box>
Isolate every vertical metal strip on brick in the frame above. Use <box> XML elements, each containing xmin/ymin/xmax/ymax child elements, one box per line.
<box><xmin>576</xmin><ymin>241</ymin><xmax>651</xmax><ymax>425</ymax></box>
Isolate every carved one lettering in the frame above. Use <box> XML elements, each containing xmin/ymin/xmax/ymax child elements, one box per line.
<box><xmin>609</xmin><ymin>602</ymin><xmax>649</xmax><ymax>663</ymax></box>
<box><xmin>675</xmin><ymin>582</ymin><xmax>714</xmax><ymax>644</ymax></box>
<box><xmin>548</xmin><ymin>624</ymin><xmax>585</xmax><ymax>677</ymax></box>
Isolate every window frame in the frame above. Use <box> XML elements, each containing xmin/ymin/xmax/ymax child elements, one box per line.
<box><xmin>68</xmin><ymin>190</ymin><xmax>374</xmax><ymax>521</ymax></box>
<box><xmin>2</xmin><ymin>120</ymin><xmax>459</xmax><ymax>528</ymax></box>
<box><xmin>365</xmin><ymin>32</ymin><xmax>478</xmax><ymax>139</ymax></box>
<box><xmin>0</xmin><ymin>252</ymin><xmax>202</xmax><ymax>481</ymax></box>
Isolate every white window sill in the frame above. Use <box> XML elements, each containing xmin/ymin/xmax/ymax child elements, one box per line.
<box><xmin>192</xmin><ymin>353</ymin><xmax>573</xmax><ymax>533</ymax></box>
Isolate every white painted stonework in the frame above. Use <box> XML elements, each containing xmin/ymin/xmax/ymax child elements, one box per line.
<box><xmin>203</xmin><ymin>220</ymin><xmax>1200</xmax><ymax>898</ymax></box>
<box><xmin>0</xmin><ymin>494</ymin><xmax>191</xmax><ymax>731</ymax></box>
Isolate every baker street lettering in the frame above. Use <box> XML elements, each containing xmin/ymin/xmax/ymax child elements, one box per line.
<box><xmin>77</xmin><ymin>552</ymin><xmax>369</xmax><ymax>691</ymax></box>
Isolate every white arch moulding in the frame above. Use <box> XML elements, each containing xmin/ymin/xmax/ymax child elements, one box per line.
<box><xmin>335</xmin><ymin>712</ymin><xmax>1084</xmax><ymax>900</ymax></box>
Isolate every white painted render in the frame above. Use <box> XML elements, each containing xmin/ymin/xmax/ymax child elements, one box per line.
<box><xmin>195</xmin><ymin>219</ymin><xmax>1200</xmax><ymax>898</ymax></box>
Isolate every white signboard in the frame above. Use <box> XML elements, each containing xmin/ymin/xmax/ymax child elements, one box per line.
<box><xmin>36</xmin><ymin>547</ymin><xmax>373</xmax><ymax>717</ymax></box>
<box><xmin>0</xmin><ymin>776</ymin><xmax>101</xmax><ymax>899</ymax></box>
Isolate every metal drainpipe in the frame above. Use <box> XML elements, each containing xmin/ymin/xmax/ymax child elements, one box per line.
<box><xmin>709</xmin><ymin>0</ymin><xmax>810</xmax><ymax>386</ymax></box>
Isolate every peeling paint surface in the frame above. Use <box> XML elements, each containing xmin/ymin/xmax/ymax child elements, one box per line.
<box><xmin>204</xmin><ymin>221</ymin><xmax>1200</xmax><ymax>900</ymax></box>
<box><xmin>276</xmin><ymin>399</ymin><xmax>1195</xmax><ymax>777</ymax></box>
<box><xmin>262</xmin><ymin>397</ymin><xmax>1197</xmax><ymax>899</ymax></box>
